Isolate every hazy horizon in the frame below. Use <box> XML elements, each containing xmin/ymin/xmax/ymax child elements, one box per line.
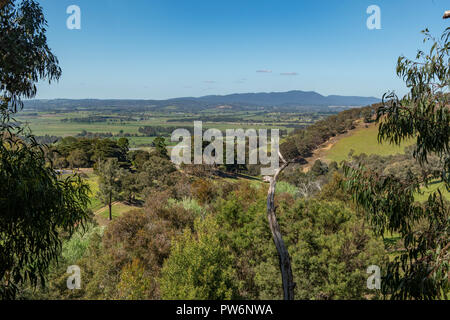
<box><xmin>26</xmin><ymin>89</ymin><xmax>381</xmax><ymax>102</ymax></box>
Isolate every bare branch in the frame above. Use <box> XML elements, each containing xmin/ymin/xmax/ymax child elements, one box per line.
<box><xmin>265</xmin><ymin>152</ymin><xmax>299</xmax><ymax>299</ymax></box>
<box><xmin>278</xmin><ymin>151</ymin><xmax>287</xmax><ymax>164</ymax></box>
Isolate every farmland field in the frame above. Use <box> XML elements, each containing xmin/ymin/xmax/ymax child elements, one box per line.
<box><xmin>325</xmin><ymin>124</ymin><xmax>415</xmax><ymax>163</ymax></box>
<box><xmin>17</xmin><ymin>109</ymin><xmax>328</xmax><ymax>148</ymax></box>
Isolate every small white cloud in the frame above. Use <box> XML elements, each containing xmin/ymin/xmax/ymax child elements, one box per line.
<box><xmin>256</xmin><ymin>70</ymin><xmax>272</xmax><ymax>73</ymax></box>
<box><xmin>280</xmin><ymin>72</ymin><xmax>298</xmax><ymax>76</ymax></box>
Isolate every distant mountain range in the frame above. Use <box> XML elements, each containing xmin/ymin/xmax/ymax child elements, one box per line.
<box><xmin>185</xmin><ymin>91</ymin><xmax>380</xmax><ymax>107</ymax></box>
<box><xmin>24</xmin><ymin>90</ymin><xmax>380</xmax><ymax>112</ymax></box>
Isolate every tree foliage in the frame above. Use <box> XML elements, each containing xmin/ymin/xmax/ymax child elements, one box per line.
<box><xmin>0</xmin><ymin>0</ymin><xmax>91</xmax><ymax>299</ymax></box>
<box><xmin>152</xmin><ymin>136</ymin><xmax>169</xmax><ymax>159</ymax></box>
<box><xmin>0</xmin><ymin>0</ymin><xmax>61</xmax><ymax>115</ymax></box>
<box><xmin>96</xmin><ymin>158</ymin><xmax>123</xmax><ymax>220</ymax></box>
<box><xmin>0</xmin><ymin>128</ymin><xmax>91</xmax><ymax>298</ymax></box>
<box><xmin>343</xmin><ymin>28</ymin><xmax>449</xmax><ymax>299</ymax></box>
<box><xmin>52</xmin><ymin>137</ymin><xmax>130</xmax><ymax>169</ymax></box>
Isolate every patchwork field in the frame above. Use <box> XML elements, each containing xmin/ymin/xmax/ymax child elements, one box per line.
<box><xmin>16</xmin><ymin>110</ymin><xmax>322</xmax><ymax>148</ymax></box>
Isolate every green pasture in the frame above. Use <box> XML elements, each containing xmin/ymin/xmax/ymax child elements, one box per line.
<box><xmin>325</xmin><ymin>125</ymin><xmax>415</xmax><ymax>163</ymax></box>
<box><xmin>97</xmin><ymin>202</ymin><xmax>140</xmax><ymax>219</ymax></box>
<box><xmin>84</xmin><ymin>173</ymin><xmax>103</xmax><ymax>211</ymax></box>
<box><xmin>415</xmin><ymin>180</ymin><xmax>450</xmax><ymax>202</ymax></box>
<box><xmin>16</xmin><ymin>110</ymin><xmax>303</xmax><ymax>148</ymax></box>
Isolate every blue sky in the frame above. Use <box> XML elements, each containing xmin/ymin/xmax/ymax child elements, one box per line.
<box><xmin>35</xmin><ymin>0</ymin><xmax>449</xmax><ymax>100</ymax></box>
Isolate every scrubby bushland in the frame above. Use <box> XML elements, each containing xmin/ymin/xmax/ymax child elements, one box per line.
<box><xmin>23</xmin><ymin>172</ymin><xmax>386</xmax><ymax>300</ymax></box>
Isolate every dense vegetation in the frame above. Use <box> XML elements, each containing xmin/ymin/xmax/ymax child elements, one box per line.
<box><xmin>0</xmin><ymin>0</ymin><xmax>91</xmax><ymax>299</ymax></box>
<box><xmin>50</xmin><ymin>136</ymin><xmax>130</xmax><ymax>169</ymax></box>
<box><xmin>19</xmin><ymin>166</ymin><xmax>387</xmax><ymax>300</ymax></box>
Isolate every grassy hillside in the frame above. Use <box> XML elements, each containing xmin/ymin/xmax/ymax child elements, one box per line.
<box><xmin>415</xmin><ymin>180</ymin><xmax>450</xmax><ymax>203</ymax></box>
<box><xmin>318</xmin><ymin>124</ymin><xmax>449</xmax><ymax>202</ymax></box>
<box><xmin>96</xmin><ymin>202</ymin><xmax>140</xmax><ymax>219</ymax></box>
<box><xmin>85</xmin><ymin>174</ymin><xmax>103</xmax><ymax>211</ymax></box>
<box><xmin>325</xmin><ymin>124</ymin><xmax>415</xmax><ymax>163</ymax></box>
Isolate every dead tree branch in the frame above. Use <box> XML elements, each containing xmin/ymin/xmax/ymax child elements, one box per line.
<box><xmin>266</xmin><ymin>153</ymin><xmax>301</xmax><ymax>300</ymax></box>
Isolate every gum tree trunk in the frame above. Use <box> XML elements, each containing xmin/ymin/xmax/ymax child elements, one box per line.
<box><xmin>108</xmin><ymin>192</ymin><xmax>112</xmax><ymax>221</ymax></box>
<box><xmin>266</xmin><ymin>158</ymin><xmax>295</xmax><ymax>300</ymax></box>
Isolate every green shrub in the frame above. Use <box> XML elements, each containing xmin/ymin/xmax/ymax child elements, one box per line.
<box><xmin>62</xmin><ymin>224</ymin><xmax>104</xmax><ymax>265</ymax></box>
<box><xmin>168</xmin><ymin>197</ymin><xmax>206</xmax><ymax>218</ymax></box>
<box><xmin>276</xmin><ymin>181</ymin><xmax>298</xmax><ymax>197</ymax></box>
<box><xmin>160</xmin><ymin>217</ymin><xmax>237</xmax><ymax>300</ymax></box>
